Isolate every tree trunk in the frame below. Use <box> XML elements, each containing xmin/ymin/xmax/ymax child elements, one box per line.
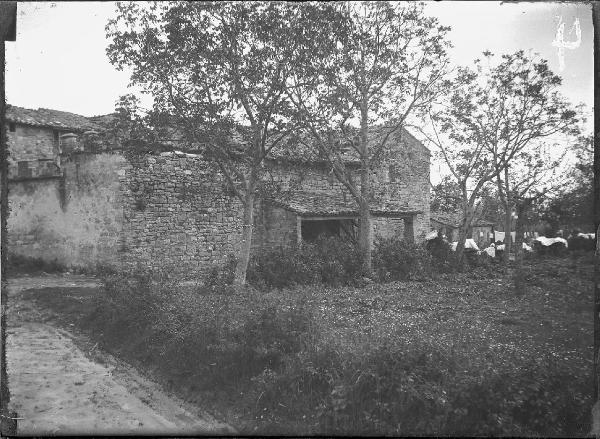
<box><xmin>455</xmin><ymin>225</ymin><xmax>467</xmax><ymax>266</ymax></box>
<box><xmin>503</xmin><ymin>206</ymin><xmax>512</xmax><ymax>263</ymax></box>
<box><xmin>455</xmin><ymin>202</ymin><xmax>474</xmax><ymax>266</ymax></box>
<box><xmin>513</xmin><ymin>202</ymin><xmax>529</xmax><ymax>295</ymax></box>
<box><xmin>358</xmin><ymin>199</ymin><xmax>372</xmax><ymax>276</ymax></box>
<box><xmin>358</xmin><ymin>92</ymin><xmax>372</xmax><ymax>276</ymax></box>
<box><xmin>514</xmin><ymin>202</ymin><xmax>527</xmax><ymax>267</ymax></box>
<box><xmin>233</xmin><ymin>190</ymin><xmax>255</xmax><ymax>286</ymax></box>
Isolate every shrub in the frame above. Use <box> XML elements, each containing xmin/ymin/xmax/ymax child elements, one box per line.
<box><xmin>568</xmin><ymin>235</ymin><xmax>596</xmax><ymax>252</ymax></box>
<box><xmin>91</xmin><ymin>265</ymin><xmax>321</xmax><ymax>389</ymax></box>
<box><xmin>425</xmin><ymin>235</ymin><xmax>453</xmax><ymax>268</ymax></box>
<box><xmin>532</xmin><ymin>240</ymin><xmax>568</xmax><ymax>256</ymax></box>
<box><xmin>373</xmin><ymin>237</ymin><xmax>433</xmax><ymax>281</ymax></box>
<box><xmin>248</xmin><ymin>237</ymin><xmax>361</xmax><ymax>288</ymax></box>
<box><xmin>7</xmin><ymin>253</ymin><xmax>67</xmax><ymax>274</ymax></box>
<box><xmin>197</xmin><ymin>255</ymin><xmax>237</xmax><ymax>294</ymax></box>
<box><xmin>244</xmin><ymin>335</ymin><xmax>591</xmax><ymax>436</ymax></box>
<box><xmin>464</xmin><ymin>249</ymin><xmax>497</xmax><ymax>270</ymax></box>
<box><xmin>84</xmin><ymin>259</ymin><xmax>590</xmax><ymax>437</ymax></box>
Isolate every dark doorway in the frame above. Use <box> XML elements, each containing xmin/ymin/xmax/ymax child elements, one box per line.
<box><xmin>301</xmin><ymin>219</ymin><xmax>357</xmax><ymax>242</ymax></box>
<box><xmin>302</xmin><ymin>219</ymin><xmax>340</xmax><ymax>241</ymax></box>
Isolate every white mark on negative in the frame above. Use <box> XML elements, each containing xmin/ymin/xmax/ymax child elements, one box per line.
<box><xmin>551</xmin><ymin>16</ymin><xmax>581</xmax><ymax>71</ymax></box>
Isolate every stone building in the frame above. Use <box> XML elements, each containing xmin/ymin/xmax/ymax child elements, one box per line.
<box><xmin>5</xmin><ymin>105</ymin><xmax>431</xmax><ymax>274</ymax></box>
<box><xmin>121</xmin><ymin>127</ymin><xmax>431</xmax><ymax>273</ymax></box>
<box><xmin>5</xmin><ymin>105</ymin><xmax>125</xmax><ymax>267</ymax></box>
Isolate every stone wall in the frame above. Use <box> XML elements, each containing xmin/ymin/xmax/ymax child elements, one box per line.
<box><xmin>7</xmin><ymin>124</ymin><xmax>59</xmax><ymax>179</ymax></box>
<box><xmin>7</xmin><ymin>124</ymin><xmax>56</xmax><ymax>160</ymax></box>
<box><xmin>7</xmin><ymin>127</ymin><xmax>430</xmax><ymax>273</ymax></box>
<box><xmin>7</xmin><ymin>152</ymin><xmax>125</xmax><ymax>268</ymax></box>
<box><xmin>265</xmin><ymin>129</ymin><xmax>431</xmax><ymax>242</ymax></box>
<box><xmin>7</xmin><ymin>178</ymin><xmax>63</xmax><ymax>260</ymax></box>
<box><xmin>253</xmin><ymin>202</ymin><xmax>299</xmax><ymax>252</ymax></box>
<box><xmin>372</xmin><ymin>217</ymin><xmax>405</xmax><ymax>242</ymax></box>
<box><xmin>380</xmin><ymin>130</ymin><xmax>431</xmax><ymax>239</ymax></box>
<box><xmin>119</xmin><ymin>152</ymin><xmax>244</xmax><ymax>275</ymax></box>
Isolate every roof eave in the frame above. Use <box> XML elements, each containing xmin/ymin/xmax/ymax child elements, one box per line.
<box><xmin>6</xmin><ymin>118</ymin><xmax>102</xmax><ymax>133</ymax></box>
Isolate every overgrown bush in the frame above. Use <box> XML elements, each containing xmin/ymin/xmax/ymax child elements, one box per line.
<box><xmin>81</xmin><ymin>258</ymin><xmax>591</xmax><ymax>437</ymax></box>
<box><xmin>250</xmin><ymin>340</ymin><xmax>591</xmax><ymax>436</ymax></box>
<box><xmin>533</xmin><ymin>240</ymin><xmax>568</xmax><ymax>256</ymax></box>
<box><xmin>91</xmin><ymin>264</ymin><xmax>320</xmax><ymax>390</ymax></box>
<box><xmin>464</xmin><ymin>249</ymin><xmax>497</xmax><ymax>271</ymax></box>
<box><xmin>568</xmin><ymin>235</ymin><xmax>596</xmax><ymax>252</ymax></box>
<box><xmin>7</xmin><ymin>253</ymin><xmax>67</xmax><ymax>274</ymax></box>
<box><xmin>425</xmin><ymin>235</ymin><xmax>453</xmax><ymax>271</ymax></box>
<box><xmin>373</xmin><ymin>237</ymin><xmax>433</xmax><ymax>281</ymax></box>
<box><xmin>248</xmin><ymin>237</ymin><xmax>362</xmax><ymax>288</ymax></box>
<box><xmin>197</xmin><ymin>255</ymin><xmax>237</xmax><ymax>294</ymax></box>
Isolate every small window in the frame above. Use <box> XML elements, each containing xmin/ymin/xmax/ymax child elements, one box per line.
<box><xmin>8</xmin><ymin>122</ymin><xmax>15</xmax><ymax>132</ymax></box>
<box><xmin>53</xmin><ymin>130</ymin><xmax>60</xmax><ymax>142</ymax></box>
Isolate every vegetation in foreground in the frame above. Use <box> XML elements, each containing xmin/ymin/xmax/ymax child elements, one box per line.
<box><xmin>21</xmin><ymin>243</ymin><xmax>593</xmax><ymax>436</ymax></box>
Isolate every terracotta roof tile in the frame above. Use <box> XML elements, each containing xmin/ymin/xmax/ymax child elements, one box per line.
<box><xmin>6</xmin><ymin>105</ymin><xmax>103</xmax><ymax>132</ymax></box>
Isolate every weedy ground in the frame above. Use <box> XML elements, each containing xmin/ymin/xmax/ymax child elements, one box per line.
<box><xmin>15</xmin><ymin>252</ymin><xmax>594</xmax><ymax>436</ymax></box>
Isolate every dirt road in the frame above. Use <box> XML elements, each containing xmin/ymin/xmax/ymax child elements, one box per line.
<box><xmin>6</xmin><ymin>274</ymin><xmax>235</xmax><ymax>435</ymax></box>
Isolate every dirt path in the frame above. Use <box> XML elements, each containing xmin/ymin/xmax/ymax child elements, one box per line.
<box><xmin>6</xmin><ymin>274</ymin><xmax>235</xmax><ymax>435</ymax></box>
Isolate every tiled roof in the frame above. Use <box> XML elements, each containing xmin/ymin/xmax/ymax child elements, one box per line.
<box><xmin>268</xmin><ymin>126</ymin><xmax>428</xmax><ymax>165</ymax></box>
<box><xmin>83</xmin><ymin>113</ymin><xmax>429</xmax><ymax>164</ymax></box>
<box><xmin>6</xmin><ymin>105</ymin><xmax>103</xmax><ymax>132</ymax></box>
<box><xmin>431</xmin><ymin>211</ymin><xmax>494</xmax><ymax>227</ymax></box>
<box><xmin>269</xmin><ymin>190</ymin><xmax>422</xmax><ymax>217</ymax></box>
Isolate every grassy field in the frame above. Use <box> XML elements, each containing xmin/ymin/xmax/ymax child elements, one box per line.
<box><xmin>16</xmin><ymin>252</ymin><xmax>594</xmax><ymax>435</ymax></box>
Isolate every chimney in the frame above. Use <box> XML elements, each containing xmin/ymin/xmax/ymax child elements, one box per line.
<box><xmin>59</xmin><ymin>132</ymin><xmax>79</xmax><ymax>154</ymax></box>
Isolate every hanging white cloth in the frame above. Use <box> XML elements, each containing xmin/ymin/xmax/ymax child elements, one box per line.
<box><xmin>493</xmin><ymin>231</ymin><xmax>516</xmax><ymax>243</ymax></box>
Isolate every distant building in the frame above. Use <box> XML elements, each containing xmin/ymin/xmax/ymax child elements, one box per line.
<box><xmin>430</xmin><ymin>211</ymin><xmax>495</xmax><ymax>245</ymax></box>
<box><xmin>6</xmin><ymin>105</ymin><xmax>104</xmax><ymax>180</ymax></box>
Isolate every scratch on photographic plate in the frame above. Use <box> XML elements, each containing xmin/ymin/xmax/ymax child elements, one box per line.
<box><xmin>551</xmin><ymin>15</ymin><xmax>581</xmax><ymax>71</ymax></box>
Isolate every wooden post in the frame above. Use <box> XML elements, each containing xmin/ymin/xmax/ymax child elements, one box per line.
<box><xmin>403</xmin><ymin>216</ymin><xmax>416</xmax><ymax>243</ymax></box>
<box><xmin>296</xmin><ymin>216</ymin><xmax>302</xmax><ymax>245</ymax></box>
<box><xmin>592</xmin><ymin>3</ymin><xmax>600</xmax><ymax>430</ymax></box>
<box><xmin>0</xmin><ymin>3</ymin><xmax>18</xmax><ymax>435</ymax></box>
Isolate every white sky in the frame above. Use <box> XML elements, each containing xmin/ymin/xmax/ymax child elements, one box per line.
<box><xmin>6</xmin><ymin>1</ymin><xmax>593</xmax><ymax>118</ymax></box>
<box><xmin>427</xmin><ymin>1</ymin><xmax>593</xmax><ymax>110</ymax></box>
<box><xmin>6</xmin><ymin>1</ymin><xmax>591</xmax><ymax>186</ymax></box>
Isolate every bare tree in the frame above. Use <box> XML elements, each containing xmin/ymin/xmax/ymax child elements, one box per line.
<box><xmin>505</xmin><ymin>145</ymin><xmax>568</xmax><ymax>265</ymax></box>
<box><xmin>423</xmin><ymin>50</ymin><xmax>580</xmax><ymax>263</ymax></box>
<box><xmin>416</xmin><ymin>105</ymin><xmax>499</xmax><ymax>264</ymax></box>
<box><xmin>106</xmin><ymin>2</ymin><xmax>302</xmax><ymax>284</ymax></box>
<box><xmin>287</xmin><ymin>1</ymin><xmax>451</xmax><ymax>275</ymax></box>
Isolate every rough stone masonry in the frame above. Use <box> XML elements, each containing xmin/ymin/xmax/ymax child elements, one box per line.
<box><xmin>5</xmin><ymin>105</ymin><xmax>431</xmax><ymax>275</ymax></box>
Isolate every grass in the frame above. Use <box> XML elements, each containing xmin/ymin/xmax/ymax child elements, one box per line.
<box><xmin>18</xmin><ymin>253</ymin><xmax>594</xmax><ymax>436</ymax></box>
